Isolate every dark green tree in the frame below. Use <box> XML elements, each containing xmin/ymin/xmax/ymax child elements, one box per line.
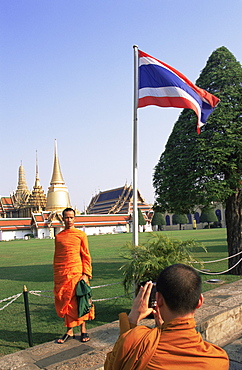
<box><xmin>153</xmin><ymin>46</ymin><xmax>242</xmax><ymax>274</ymax></box>
<box><xmin>200</xmin><ymin>207</ymin><xmax>218</xmax><ymax>228</ymax></box>
<box><xmin>138</xmin><ymin>208</ymin><xmax>146</xmax><ymax>227</ymax></box>
<box><xmin>172</xmin><ymin>214</ymin><xmax>188</xmax><ymax>230</ymax></box>
<box><xmin>151</xmin><ymin>212</ymin><xmax>166</xmax><ymax>230</ymax></box>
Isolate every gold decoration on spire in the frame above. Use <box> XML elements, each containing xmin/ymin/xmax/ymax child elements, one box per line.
<box><xmin>46</xmin><ymin>140</ymin><xmax>71</xmax><ymax>212</ymax></box>
<box><xmin>28</xmin><ymin>151</ymin><xmax>47</xmax><ymax>211</ymax></box>
<box><xmin>12</xmin><ymin>163</ymin><xmax>30</xmax><ymax>207</ymax></box>
<box><xmin>50</xmin><ymin>140</ymin><xmax>65</xmax><ymax>185</ymax></box>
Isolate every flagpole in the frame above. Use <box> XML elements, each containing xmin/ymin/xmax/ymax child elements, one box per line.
<box><xmin>133</xmin><ymin>45</ymin><xmax>139</xmax><ymax>246</ymax></box>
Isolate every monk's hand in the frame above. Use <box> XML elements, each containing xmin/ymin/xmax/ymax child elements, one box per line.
<box><xmin>128</xmin><ymin>281</ymin><xmax>154</xmax><ymax>325</ymax></box>
<box><xmin>81</xmin><ymin>274</ymin><xmax>89</xmax><ymax>283</ymax></box>
<box><xmin>153</xmin><ymin>303</ymin><xmax>164</xmax><ymax>327</ymax></box>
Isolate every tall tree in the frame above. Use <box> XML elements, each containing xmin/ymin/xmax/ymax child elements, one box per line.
<box><xmin>153</xmin><ymin>46</ymin><xmax>242</xmax><ymax>274</ymax></box>
<box><xmin>138</xmin><ymin>208</ymin><xmax>146</xmax><ymax>227</ymax></box>
<box><xmin>151</xmin><ymin>212</ymin><xmax>166</xmax><ymax>230</ymax></box>
<box><xmin>172</xmin><ymin>214</ymin><xmax>188</xmax><ymax>230</ymax></box>
<box><xmin>200</xmin><ymin>207</ymin><xmax>218</xmax><ymax>228</ymax></box>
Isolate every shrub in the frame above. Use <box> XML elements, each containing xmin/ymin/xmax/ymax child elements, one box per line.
<box><xmin>120</xmin><ymin>233</ymin><xmax>206</xmax><ymax>293</ymax></box>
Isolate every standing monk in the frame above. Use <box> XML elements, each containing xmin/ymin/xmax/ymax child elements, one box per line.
<box><xmin>54</xmin><ymin>207</ymin><xmax>94</xmax><ymax>343</ymax></box>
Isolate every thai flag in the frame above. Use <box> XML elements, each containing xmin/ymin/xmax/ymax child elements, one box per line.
<box><xmin>138</xmin><ymin>50</ymin><xmax>220</xmax><ymax>134</ymax></box>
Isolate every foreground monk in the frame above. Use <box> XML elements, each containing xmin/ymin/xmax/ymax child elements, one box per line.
<box><xmin>105</xmin><ymin>264</ymin><xmax>229</xmax><ymax>369</ymax></box>
<box><xmin>54</xmin><ymin>207</ymin><xmax>94</xmax><ymax>343</ymax></box>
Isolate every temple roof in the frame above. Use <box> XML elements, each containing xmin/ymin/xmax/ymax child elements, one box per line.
<box><xmin>86</xmin><ymin>184</ymin><xmax>152</xmax><ymax>216</ymax></box>
<box><xmin>0</xmin><ymin>217</ymin><xmax>31</xmax><ymax>231</ymax></box>
<box><xmin>31</xmin><ymin>211</ymin><xmax>130</xmax><ymax>229</ymax></box>
<box><xmin>0</xmin><ymin>197</ymin><xmax>15</xmax><ymax>214</ymax></box>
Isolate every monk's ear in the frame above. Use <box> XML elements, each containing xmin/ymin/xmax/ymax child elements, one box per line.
<box><xmin>156</xmin><ymin>292</ymin><xmax>164</xmax><ymax>307</ymax></box>
<box><xmin>196</xmin><ymin>294</ymin><xmax>204</xmax><ymax>309</ymax></box>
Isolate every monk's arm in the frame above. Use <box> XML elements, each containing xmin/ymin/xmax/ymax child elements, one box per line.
<box><xmin>80</xmin><ymin>233</ymin><xmax>92</xmax><ymax>278</ymax></box>
<box><xmin>119</xmin><ymin>312</ymin><xmax>136</xmax><ymax>335</ymax></box>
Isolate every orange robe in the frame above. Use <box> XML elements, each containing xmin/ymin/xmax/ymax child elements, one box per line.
<box><xmin>54</xmin><ymin>228</ymin><xmax>94</xmax><ymax>328</ymax></box>
<box><xmin>104</xmin><ymin>313</ymin><xmax>229</xmax><ymax>370</ymax></box>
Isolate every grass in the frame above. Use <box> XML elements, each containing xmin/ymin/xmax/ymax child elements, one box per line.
<box><xmin>0</xmin><ymin>229</ymin><xmax>241</xmax><ymax>356</ymax></box>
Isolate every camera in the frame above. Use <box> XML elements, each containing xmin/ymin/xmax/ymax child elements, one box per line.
<box><xmin>149</xmin><ymin>283</ymin><xmax>157</xmax><ymax>308</ymax></box>
<box><xmin>140</xmin><ymin>282</ymin><xmax>157</xmax><ymax>308</ymax></box>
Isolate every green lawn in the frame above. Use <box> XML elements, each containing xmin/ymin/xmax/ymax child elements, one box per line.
<box><xmin>0</xmin><ymin>229</ymin><xmax>241</xmax><ymax>356</ymax></box>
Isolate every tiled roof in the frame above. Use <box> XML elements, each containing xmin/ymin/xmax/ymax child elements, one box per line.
<box><xmin>0</xmin><ymin>197</ymin><xmax>15</xmax><ymax>212</ymax></box>
<box><xmin>31</xmin><ymin>212</ymin><xmax>130</xmax><ymax>228</ymax></box>
<box><xmin>74</xmin><ymin>214</ymin><xmax>130</xmax><ymax>226</ymax></box>
<box><xmin>87</xmin><ymin>185</ymin><xmax>152</xmax><ymax>218</ymax></box>
<box><xmin>0</xmin><ymin>218</ymin><xmax>31</xmax><ymax>230</ymax></box>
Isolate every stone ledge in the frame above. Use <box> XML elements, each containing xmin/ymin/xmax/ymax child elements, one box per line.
<box><xmin>0</xmin><ymin>279</ymin><xmax>241</xmax><ymax>369</ymax></box>
<box><xmin>195</xmin><ymin>279</ymin><xmax>242</xmax><ymax>347</ymax></box>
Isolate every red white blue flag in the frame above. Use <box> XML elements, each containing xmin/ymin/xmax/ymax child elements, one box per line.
<box><xmin>138</xmin><ymin>50</ymin><xmax>220</xmax><ymax>134</ymax></box>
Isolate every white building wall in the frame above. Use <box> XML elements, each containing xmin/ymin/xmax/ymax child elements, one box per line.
<box><xmin>77</xmin><ymin>224</ymin><xmax>128</xmax><ymax>236</ymax></box>
<box><xmin>36</xmin><ymin>227</ymin><xmax>55</xmax><ymax>239</ymax></box>
<box><xmin>1</xmin><ymin>229</ymin><xmax>32</xmax><ymax>241</ymax></box>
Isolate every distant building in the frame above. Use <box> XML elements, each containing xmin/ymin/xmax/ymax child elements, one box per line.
<box><xmin>0</xmin><ymin>142</ymin><xmax>154</xmax><ymax>240</ymax></box>
<box><xmin>0</xmin><ymin>141</ymin><xmax>226</xmax><ymax>241</ymax></box>
<box><xmin>0</xmin><ymin>140</ymin><xmax>70</xmax><ymax>218</ymax></box>
<box><xmin>87</xmin><ymin>184</ymin><xmax>153</xmax><ymax>216</ymax></box>
<box><xmin>0</xmin><ymin>212</ymin><xmax>132</xmax><ymax>241</ymax></box>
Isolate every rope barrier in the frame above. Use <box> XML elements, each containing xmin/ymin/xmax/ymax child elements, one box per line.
<box><xmin>191</xmin><ymin>250</ymin><xmax>242</xmax><ymax>275</ymax></box>
<box><xmin>192</xmin><ymin>250</ymin><xmax>242</xmax><ymax>264</ymax></box>
<box><xmin>0</xmin><ymin>293</ymin><xmax>22</xmax><ymax>311</ymax></box>
<box><xmin>91</xmin><ymin>282</ymin><xmax>122</xmax><ymax>289</ymax></box>
<box><xmin>28</xmin><ymin>291</ymin><xmax>53</xmax><ymax>299</ymax></box>
<box><xmin>193</xmin><ymin>258</ymin><xmax>242</xmax><ymax>275</ymax></box>
<box><xmin>93</xmin><ymin>293</ymin><xmax>132</xmax><ymax>302</ymax></box>
<box><xmin>1</xmin><ymin>252</ymin><xmax>241</xmax><ymax>310</ymax></box>
<box><xmin>28</xmin><ymin>281</ymin><xmax>125</xmax><ymax>302</ymax></box>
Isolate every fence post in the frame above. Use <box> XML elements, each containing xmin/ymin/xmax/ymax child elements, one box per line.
<box><xmin>23</xmin><ymin>285</ymin><xmax>33</xmax><ymax>347</ymax></box>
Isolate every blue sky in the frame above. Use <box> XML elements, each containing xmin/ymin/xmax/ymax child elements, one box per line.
<box><xmin>1</xmin><ymin>0</ymin><xmax>241</xmax><ymax>211</ymax></box>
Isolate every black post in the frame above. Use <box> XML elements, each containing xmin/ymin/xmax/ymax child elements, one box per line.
<box><xmin>23</xmin><ymin>285</ymin><xmax>33</xmax><ymax>347</ymax></box>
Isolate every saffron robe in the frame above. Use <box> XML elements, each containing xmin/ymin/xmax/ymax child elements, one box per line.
<box><xmin>104</xmin><ymin>313</ymin><xmax>229</xmax><ymax>370</ymax></box>
<box><xmin>54</xmin><ymin>228</ymin><xmax>94</xmax><ymax>328</ymax></box>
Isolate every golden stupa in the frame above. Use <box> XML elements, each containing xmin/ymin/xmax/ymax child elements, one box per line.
<box><xmin>45</xmin><ymin>140</ymin><xmax>71</xmax><ymax>212</ymax></box>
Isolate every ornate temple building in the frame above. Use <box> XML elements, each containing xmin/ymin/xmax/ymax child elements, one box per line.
<box><xmin>86</xmin><ymin>184</ymin><xmax>153</xmax><ymax>218</ymax></box>
<box><xmin>0</xmin><ymin>140</ymin><xmax>71</xmax><ymax>219</ymax></box>
<box><xmin>0</xmin><ymin>141</ymin><xmax>154</xmax><ymax>240</ymax></box>
<box><xmin>0</xmin><ymin>140</ymin><xmax>225</xmax><ymax>242</ymax></box>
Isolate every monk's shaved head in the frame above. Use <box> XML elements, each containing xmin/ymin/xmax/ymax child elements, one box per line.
<box><xmin>156</xmin><ymin>264</ymin><xmax>202</xmax><ymax>315</ymax></box>
<box><xmin>62</xmin><ymin>208</ymin><xmax>75</xmax><ymax>218</ymax></box>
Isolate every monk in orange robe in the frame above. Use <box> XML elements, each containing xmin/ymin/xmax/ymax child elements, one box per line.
<box><xmin>54</xmin><ymin>207</ymin><xmax>94</xmax><ymax>343</ymax></box>
<box><xmin>105</xmin><ymin>264</ymin><xmax>229</xmax><ymax>370</ymax></box>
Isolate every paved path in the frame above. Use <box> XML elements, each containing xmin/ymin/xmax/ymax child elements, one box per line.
<box><xmin>0</xmin><ymin>280</ymin><xmax>242</xmax><ymax>370</ymax></box>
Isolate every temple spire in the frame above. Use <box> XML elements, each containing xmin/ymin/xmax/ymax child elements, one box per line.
<box><xmin>34</xmin><ymin>150</ymin><xmax>41</xmax><ymax>188</ymax></box>
<box><xmin>13</xmin><ymin>162</ymin><xmax>30</xmax><ymax>206</ymax></box>
<box><xmin>17</xmin><ymin>162</ymin><xmax>29</xmax><ymax>193</ymax></box>
<box><xmin>50</xmin><ymin>139</ymin><xmax>64</xmax><ymax>185</ymax></box>
<box><xmin>28</xmin><ymin>151</ymin><xmax>47</xmax><ymax>210</ymax></box>
<box><xmin>46</xmin><ymin>140</ymin><xmax>71</xmax><ymax>212</ymax></box>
